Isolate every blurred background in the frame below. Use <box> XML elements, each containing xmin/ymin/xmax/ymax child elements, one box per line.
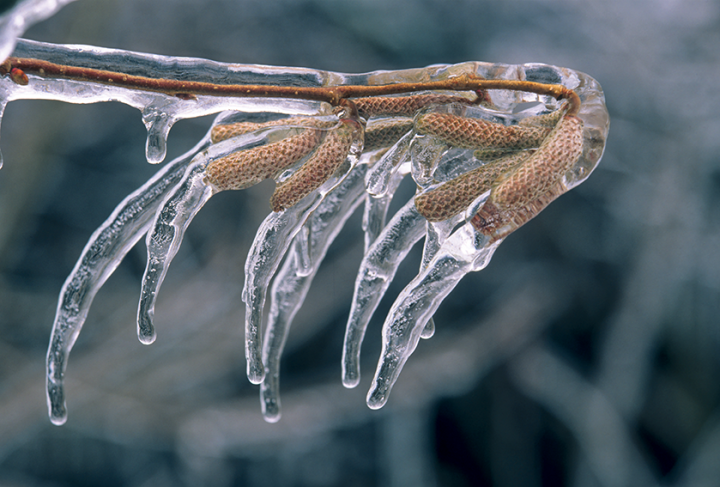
<box><xmin>0</xmin><ymin>0</ymin><xmax>719</xmax><ymax>485</ymax></box>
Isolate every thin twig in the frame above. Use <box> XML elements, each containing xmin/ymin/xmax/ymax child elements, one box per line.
<box><xmin>1</xmin><ymin>57</ymin><xmax>581</xmax><ymax>116</ymax></box>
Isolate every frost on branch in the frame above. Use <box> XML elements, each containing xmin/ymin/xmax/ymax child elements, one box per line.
<box><xmin>0</xmin><ymin>39</ymin><xmax>608</xmax><ymax>424</ymax></box>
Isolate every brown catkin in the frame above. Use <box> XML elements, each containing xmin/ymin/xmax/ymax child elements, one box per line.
<box><xmin>415</xmin><ymin>113</ymin><xmax>553</xmax><ymax>150</ymax></box>
<box><xmin>354</xmin><ymin>94</ymin><xmax>474</xmax><ymax>118</ymax></box>
<box><xmin>471</xmin><ymin>179</ymin><xmax>567</xmax><ymax>242</ymax></box>
<box><xmin>204</xmin><ymin>129</ymin><xmax>322</xmax><ymax>191</ymax></box>
<box><xmin>210</xmin><ymin>116</ymin><xmax>334</xmax><ymax>143</ymax></box>
<box><xmin>473</xmin><ymin>148</ymin><xmax>525</xmax><ymax>161</ymax></box>
<box><xmin>414</xmin><ymin>151</ymin><xmax>532</xmax><ymax>222</ymax></box>
<box><xmin>490</xmin><ymin>115</ymin><xmax>583</xmax><ymax>210</ymax></box>
<box><xmin>470</xmin><ymin>115</ymin><xmax>584</xmax><ymax>241</ymax></box>
<box><xmin>270</xmin><ymin>120</ymin><xmax>357</xmax><ymax>211</ymax></box>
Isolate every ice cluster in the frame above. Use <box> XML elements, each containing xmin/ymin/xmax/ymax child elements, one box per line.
<box><xmin>0</xmin><ymin>8</ymin><xmax>608</xmax><ymax>424</ymax></box>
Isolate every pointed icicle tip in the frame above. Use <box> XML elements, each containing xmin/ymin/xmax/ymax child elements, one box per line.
<box><xmin>366</xmin><ymin>388</ymin><xmax>388</xmax><ymax>410</ymax></box>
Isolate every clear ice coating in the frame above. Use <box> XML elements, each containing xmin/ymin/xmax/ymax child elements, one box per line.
<box><xmin>0</xmin><ymin>38</ymin><xmax>608</xmax><ymax>423</ymax></box>
<box><xmin>0</xmin><ymin>0</ymin><xmax>76</xmax><ymax>168</ymax></box>
<box><xmin>0</xmin><ymin>0</ymin><xmax>76</xmax><ymax>62</ymax></box>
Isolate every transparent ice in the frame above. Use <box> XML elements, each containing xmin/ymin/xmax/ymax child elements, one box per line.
<box><xmin>0</xmin><ymin>0</ymin><xmax>76</xmax><ymax>66</ymax></box>
<box><xmin>0</xmin><ymin>35</ymin><xmax>608</xmax><ymax>423</ymax></box>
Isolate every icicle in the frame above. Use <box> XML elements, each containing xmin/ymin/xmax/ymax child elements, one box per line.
<box><xmin>417</xmin><ymin>219</ymin><xmax>458</xmax><ymax>340</ymax></box>
<box><xmin>341</xmin><ymin>199</ymin><xmax>427</xmax><ymax>388</ymax></box>
<box><xmin>260</xmin><ymin>164</ymin><xmax>367</xmax><ymax>421</ymax></box>
<box><xmin>45</xmin><ymin>137</ymin><xmax>207</xmax><ymax>424</ymax></box>
<box><xmin>243</xmin><ymin>203</ymin><xmax>319</xmax><ymax>384</ymax></box>
<box><xmin>366</xmin><ymin>225</ymin><xmax>501</xmax><ymax>409</ymax></box>
<box><xmin>361</xmin><ymin>133</ymin><xmax>413</xmax><ymax>252</ymax></box>
<box><xmin>142</xmin><ymin>108</ymin><xmax>173</xmax><ymax>164</ymax></box>
<box><xmin>362</xmin><ymin>195</ymin><xmax>388</xmax><ymax>253</ymax></box>
<box><xmin>244</xmin><ymin>118</ymin><xmax>362</xmax><ymax>384</ymax></box>
<box><xmin>137</xmin><ymin>166</ymin><xmax>214</xmax><ymax>344</ymax></box>
<box><xmin>362</xmin><ymin>164</ymin><xmax>407</xmax><ymax>252</ymax></box>
<box><xmin>365</xmin><ymin>130</ymin><xmax>414</xmax><ymax>197</ymax></box>
<box><xmin>0</xmin><ymin>99</ymin><xmax>6</xmax><ymax>169</ymax></box>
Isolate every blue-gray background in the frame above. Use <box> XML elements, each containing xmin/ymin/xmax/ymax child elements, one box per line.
<box><xmin>0</xmin><ymin>0</ymin><xmax>718</xmax><ymax>486</ymax></box>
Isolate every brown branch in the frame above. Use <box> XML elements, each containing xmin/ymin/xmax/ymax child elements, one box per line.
<box><xmin>1</xmin><ymin>57</ymin><xmax>581</xmax><ymax>116</ymax></box>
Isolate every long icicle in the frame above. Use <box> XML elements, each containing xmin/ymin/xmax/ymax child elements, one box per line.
<box><xmin>46</xmin><ymin>137</ymin><xmax>205</xmax><ymax>425</ymax></box>
<box><xmin>244</xmin><ymin>118</ymin><xmax>361</xmax><ymax>384</ymax></box>
<box><xmin>367</xmin><ymin>226</ymin><xmax>501</xmax><ymax>409</ymax></box>
<box><xmin>341</xmin><ymin>198</ymin><xmax>427</xmax><ymax>388</ymax></box>
<box><xmin>260</xmin><ymin>164</ymin><xmax>367</xmax><ymax>421</ymax></box>
<box><xmin>136</xmin><ymin>166</ymin><xmax>214</xmax><ymax>344</ymax></box>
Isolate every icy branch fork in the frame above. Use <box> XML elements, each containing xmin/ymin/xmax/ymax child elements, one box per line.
<box><xmin>0</xmin><ymin>39</ymin><xmax>608</xmax><ymax>424</ymax></box>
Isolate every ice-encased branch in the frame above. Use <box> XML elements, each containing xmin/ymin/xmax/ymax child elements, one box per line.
<box><xmin>0</xmin><ymin>40</ymin><xmax>608</xmax><ymax>423</ymax></box>
<box><xmin>1</xmin><ymin>39</ymin><xmax>326</xmax><ymax>165</ymax></box>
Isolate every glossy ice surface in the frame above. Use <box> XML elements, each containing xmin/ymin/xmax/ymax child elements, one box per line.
<box><xmin>0</xmin><ymin>28</ymin><xmax>607</xmax><ymax>424</ymax></box>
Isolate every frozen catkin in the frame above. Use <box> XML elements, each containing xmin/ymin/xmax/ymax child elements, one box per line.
<box><xmin>415</xmin><ymin>151</ymin><xmax>533</xmax><ymax>222</ymax></box>
<box><xmin>472</xmin><ymin>115</ymin><xmax>584</xmax><ymax>240</ymax></box>
<box><xmin>415</xmin><ymin>112</ymin><xmax>553</xmax><ymax>149</ymax></box>
<box><xmin>210</xmin><ymin>116</ymin><xmax>328</xmax><ymax>143</ymax></box>
<box><xmin>490</xmin><ymin>115</ymin><xmax>583</xmax><ymax>210</ymax></box>
<box><xmin>204</xmin><ymin>116</ymin><xmax>346</xmax><ymax>192</ymax></box>
<box><xmin>2</xmin><ymin>37</ymin><xmax>607</xmax><ymax>424</ymax></box>
<box><xmin>270</xmin><ymin>118</ymin><xmax>359</xmax><ymax>211</ymax></box>
<box><xmin>204</xmin><ymin>129</ymin><xmax>323</xmax><ymax>191</ymax></box>
<box><xmin>354</xmin><ymin>93</ymin><xmax>479</xmax><ymax>118</ymax></box>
